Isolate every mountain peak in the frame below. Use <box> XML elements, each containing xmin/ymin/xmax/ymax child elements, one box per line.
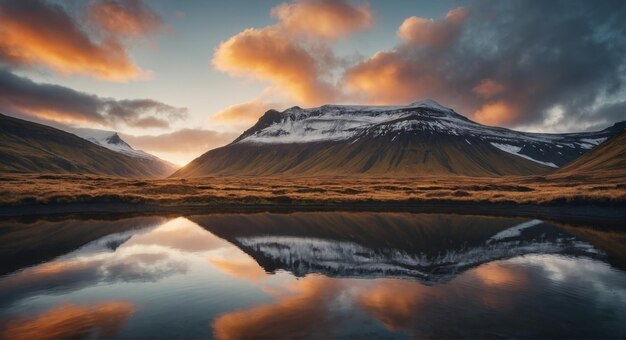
<box><xmin>173</xmin><ymin>98</ymin><xmax>623</xmax><ymax>177</ymax></box>
<box><xmin>233</xmin><ymin>99</ymin><xmax>469</xmax><ymax>145</ymax></box>
<box><xmin>70</xmin><ymin>128</ymin><xmax>160</xmax><ymax>161</ymax></box>
<box><xmin>407</xmin><ymin>99</ymin><xmax>451</xmax><ymax>111</ymax></box>
<box><xmin>105</xmin><ymin>133</ymin><xmax>130</xmax><ymax>147</ymax></box>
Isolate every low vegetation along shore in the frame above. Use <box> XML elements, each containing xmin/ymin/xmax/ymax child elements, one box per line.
<box><xmin>1</xmin><ymin>171</ymin><xmax>624</xmax><ymax>218</ymax></box>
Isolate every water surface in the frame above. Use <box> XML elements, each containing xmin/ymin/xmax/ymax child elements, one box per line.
<box><xmin>0</xmin><ymin>212</ymin><xmax>624</xmax><ymax>339</ymax></box>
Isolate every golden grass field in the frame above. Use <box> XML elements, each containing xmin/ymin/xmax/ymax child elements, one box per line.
<box><xmin>1</xmin><ymin>171</ymin><xmax>624</xmax><ymax>208</ymax></box>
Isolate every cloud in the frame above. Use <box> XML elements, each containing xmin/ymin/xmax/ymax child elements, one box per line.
<box><xmin>0</xmin><ymin>0</ymin><xmax>146</xmax><ymax>81</ymax></box>
<box><xmin>0</xmin><ymin>69</ymin><xmax>187</xmax><ymax>128</ymax></box>
<box><xmin>473</xmin><ymin>100</ymin><xmax>519</xmax><ymax>126</ymax></box>
<box><xmin>354</xmin><ymin>263</ymin><xmax>529</xmax><ymax>337</ymax></box>
<box><xmin>121</xmin><ymin>129</ymin><xmax>237</xmax><ymax>154</ymax></box>
<box><xmin>88</xmin><ymin>0</ymin><xmax>164</xmax><ymax>37</ymax></box>
<box><xmin>397</xmin><ymin>7</ymin><xmax>467</xmax><ymax>47</ymax></box>
<box><xmin>1</xmin><ymin>301</ymin><xmax>135</xmax><ymax>340</ymax></box>
<box><xmin>0</xmin><ymin>250</ymin><xmax>188</xmax><ymax>304</ymax></box>
<box><xmin>208</xmin><ymin>257</ymin><xmax>267</xmax><ymax>283</ymax></box>
<box><xmin>271</xmin><ymin>0</ymin><xmax>372</xmax><ymax>40</ymax></box>
<box><xmin>342</xmin><ymin>1</ymin><xmax>626</xmax><ymax>130</ymax></box>
<box><xmin>212</xmin><ymin>0</ymin><xmax>372</xmax><ymax>106</ymax></box>
<box><xmin>211</xmin><ymin>98</ymin><xmax>283</xmax><ymax>129</ymax></box>
<box><xmin>213</xmin><ymin>27</ymin><xmax>337</xmax><ymax>105</ymax></box>
<box><xmin>472</xmin><ymin>79</ymin><xmax>506</xmax><ymax>99</ymax></box>
<box><xmin>211</xmin><ymin>276</ymin><xmax>341</xmax><ymax>339</ymax></box>
<box><xmin>343</xmin><ymin>50</ymin><xmax>444</xmax><ymax>105</ymax></box>
<box><xmin>357</xmin><ymin>279</ymin><xmax>427</xmax><ymax>331</ymax></box>
<box><xmin>342</xmin><ymin>7</ymin><xmax>468</xmax><ymax>106</ymax></box>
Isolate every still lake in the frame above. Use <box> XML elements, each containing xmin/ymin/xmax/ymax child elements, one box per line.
<box><xmin>0</xmin><ymin>212</ymin><xmax>624</xmax><ymax>339</ymax></box>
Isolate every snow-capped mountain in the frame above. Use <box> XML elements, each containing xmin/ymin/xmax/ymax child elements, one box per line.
<box><xmin>173</xmin><ymin>100</ymin><xmax>625</xmax><ymax>177</ymax></box>
<box><xmin>0</xmin><ymin>114</ymin><xmax>177</xmax><ymax>177</ymax></box>
<box><xmin>70</xmin><ymin>128</ymin><xmax>178</xmax><ymax>176</ymax></box>
<box><xmin>71</xmin><ymin>128</ymin><xmax>157</xmax><ymax>160</ymax></box>
<box><xmin>232</xmin><ymin>220</ymin><xmax>603</xmax><ymax>284</ymax></box>
<box><xmin>201</xmin><ymin>215</ymin><xmax>605</xmax><ymax>284</ymax></box>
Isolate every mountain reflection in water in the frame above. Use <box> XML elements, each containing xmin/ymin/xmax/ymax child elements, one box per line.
<box><xmin>0</xmin><ymin>213</ymin><xmax>624</xmax><ymax>339</ymax></box>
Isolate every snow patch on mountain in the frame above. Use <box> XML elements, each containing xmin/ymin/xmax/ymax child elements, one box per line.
<box><xmin>488</xmin><ymin>219</ymin><xmax>544</xmax><ymax>241</ymax></box>
<box><xmin>580</xmin><ymin>137</ymin><xmax>608</xmax><ymax>146</ymax></box>
<box><xmin>236</xmin><ymin>222</ymin><xmax>603</xmax><ymax>283</ymax></box>
<box><xmin>71</xmin><ymin>128</ymin><xmax>156</xmax><ymax>160</ymax></box>
<box><xmin>226</xmin><ymin>99</ymin><xmax>622</xmax><ymax>169</ymax></box>
<box><xmin>490</xmin><ymin>143</ymin><xmax>558</xmax><ymax>167</ymax></box>
<box><xmin>237</xmin><ymin>100</ymin><xmax>465</xmax><ymax>144</ymax></box>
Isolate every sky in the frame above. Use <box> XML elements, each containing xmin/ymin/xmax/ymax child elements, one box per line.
<box><xmin>0</xmin><ymin>0</ymin><xmax>625</xmax><ymax>165</ymax></box>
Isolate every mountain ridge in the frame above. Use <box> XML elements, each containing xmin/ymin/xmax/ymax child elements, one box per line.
<box><xmin>555</xmin><ymin>128</ymin><xmax>626</xmax><ymax>176</ymax></box>
<box><xmin>173</xmin><ymin>100</ymin><xmax>624</xmax><ymax>178</ymax></box>
<box><xmin>0</xmin><ymin>113</ymin><xmax>177</xmax><ymax>177</ymax></box>
<box><xmin>70</xmin><ymin>127</ymin><xmax>177</xmax><ymax>168</ymax></box>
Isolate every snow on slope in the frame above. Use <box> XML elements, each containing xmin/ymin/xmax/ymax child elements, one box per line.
<box><xmin>234</xmin><ymin>99</ymin><xmax>617</xmax><ymax>168</ymax></box>
<box><xmin>488</xmin><ymin>219</ymin><xmax>544</xmax><ymax>241</ymax></box>
<box><xmin>237</xmin><ymin>100</ymin><xmax>455</xmax><ymax>143</ymax></box>
<box><xmin>235</xmin><ymin>219</ymin><xmax>603</xmax><ymax>283</ymax></box>
<box><xmin>70</xmin><ymin>128</ymin><xmax>156</xmax><ymax>160</ymax></box>
<box><xmin>490</xmin><ymin>143</ymin><xmax>558</xmax><ymax>167</ymax></box>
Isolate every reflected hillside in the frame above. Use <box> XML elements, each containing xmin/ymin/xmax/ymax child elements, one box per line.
<box><xmin>191</xmin><ymin>213</ymin><xmax>609</xmax><ymax>283</ymax></box>
<box><xmin>0</xmin><ymin>216</ymin><xmax>167</xmax><ymax>276</ymax></box>
<box><xmin>0</xmin><ymin>213</ymin><xmax>624</xmax><ymax>339</ymax></box>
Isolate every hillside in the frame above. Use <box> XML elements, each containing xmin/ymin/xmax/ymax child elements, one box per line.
<box><xmin>192</xmin><ymin>213</ymin><xmax>603</xmax><ymax>283</ymax></box>
<box><xmin>555</xmin><ymin>129</ymin><xmax>626</xmax><ymax>175</ymax></box>
<box><xmin>0</xmin><ymin>113</ymin><xmax>177</xmax><ymax>177</ymax></box>
<box><xmin>70</xmin><ymin>127</ymin><xmax>177</xmax><ymax>173</ymax></box>
<box><xmin>173</xmin><ymin>100</ymin><xmax>623</xmax><ymax>178</ymax></box>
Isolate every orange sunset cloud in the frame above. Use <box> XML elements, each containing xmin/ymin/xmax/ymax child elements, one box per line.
<box><xmin>473</xmin><ymin>79</ymin><xmax>506</xmax><ymax>99</ymax></box>
<box><xmin>212</xmin><ymin>276</ymin><xmax>342</xmax><ymax>339</ymax></box>
<box><xmin>0</xmin><ymin>0</ymin><xmax>144</xmax><ymax>81</ymax></box>
<box><xmin>474</xmin><ymin>100</ymin><xmax>519</xmax><ymax>126</ymax></box>
<box><xmin>88</xmin><ymin>0</ymin><xmax>164</xmax><ymax>37</ymax></box>
<box><xmin>213</xmin><ymin>27</ymin><xmax>336</xmax><ymax>105</ymax></box>
<box><xmin>343</xmin><ymin>51</ymin><xmax>443</xmax><ymax>104</ymax></box>
<box><xmin>473</xmin><ymin>263</ymin><xmax>521</xmax><ymax>286</ymax></box>
<box><xmin>208</xmin><ymin>257</ymin><xmax>267</xmax><ymax>282</ymax></box>
<box><xmin>211</xmin><ymin>98</ymin><xmax>282</xmax><ymax>129</ymax></box>
<box><xmin>356</xmin><ymin>279</ymin><xmax>427</xmax><ymax>331</ymax></box>
<box><xmin>341</xmin><ymin>8</ymin><xmax>468</xmax><ymax>105</ymax></box>
<box><xmin>212</xmin><ymin>0</ymin><xmax>373</xmax><ymax>107</ymax></box>
<box><xmin>1</xmin><ymin>301</ymin><xmax>135</xmax><ymax>340</ymax></box>
<box><xmin>272</xmin><ymin>0</ymin><xmax>373</xmax><ymax>40</ymax></box>
<box><xmin>397</xmin><ymin>7</ymin><xmax>467</xmax><ymax>47</ymax></box>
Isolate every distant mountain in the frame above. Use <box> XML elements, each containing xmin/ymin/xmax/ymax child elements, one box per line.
<box><xmin>172</xmin><ymin>100</ymin><xmax>624</xmax><ymax>177</ymax></box>
<box><xmin>70</xmin><ymin>127</ymin><xmax>177</xmax><ymax>170</ymax></box>
<box><xmin>556</xmin><ymin>129</ymin><xmax>626</xmax><ymax>176</ymax></box>
<box><xmin>0</xmin><ymin>113</ymin><xmax>177</xmax><ymax>177</ymax></box>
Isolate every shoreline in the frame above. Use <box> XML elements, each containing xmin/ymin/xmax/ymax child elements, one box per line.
<box><xmin>1</xmin><ymin>173</ymin><xmax>623</xmax><ymax>227</ymax></box>
<box><xmin>1</xmin><ymin>201</ymin><xmax>624</xmax><ymax>228</ymax></box>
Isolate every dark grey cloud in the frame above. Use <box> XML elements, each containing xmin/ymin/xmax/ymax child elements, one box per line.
<box><xmin>0</xmin><ymin>68</ymin><xmax>188</xmax><ymax>128</ymax></box>
<box><xmin>343</xmin><ymin>0</ymin><xmax>626</xmax><ymax>131</ymax></box>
